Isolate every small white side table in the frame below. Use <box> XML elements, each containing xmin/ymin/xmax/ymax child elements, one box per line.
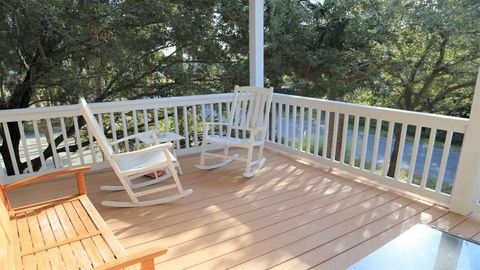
<box><xmin>137</xmin><ymin>131</ymin><xmax>185</xmax><ymax>174</ymax></box>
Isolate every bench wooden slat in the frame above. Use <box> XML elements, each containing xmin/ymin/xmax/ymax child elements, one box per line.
<box><xmin>52</xmin><ymin>203</ymin><xmax>91</xmax><ymax>269</ymax></box>
<box><xmin>16</xmin><ymin>213</ymin><xmax>36</xmax><ymax>269</ymax></box>
<box><xmin>70</xmin><ymin>199</ymin><xmax>110</xmax><ymax>267</ymax></box>
<box><xmin>45</xmin><ymin>206</ymin><xmax>77</xmax><ymax>269</ymax></box>
<box><xmin>78</xmin><ymin>195</ymin><xmax>128</xmax><ymax>258</ymax></box>
<box><xmin>91</xmin><ymin>235</ymin><xmax>116</xmax><ymax>264</ymax></box>
<box><xmin>62</xmin><ymin>200</ymin><xmax>99</xmax><ymax>269</ymax></box>
<box><xmin>55</xmin><ymin>202</ymin><xmax>106</xmax><ymax>268</ymax></box>
<box><xmin>26</xmin><ymin>211</ymin><xmax>50</xmax><ymax>269</ymax></box>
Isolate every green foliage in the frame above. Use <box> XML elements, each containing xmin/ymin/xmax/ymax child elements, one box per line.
<box><xmin>266</xmin><ymin>0</ymin><xmax>385</xmax><ymax>100</ymax></box>
<box><xmin>350</xmin><ymin>0</ymin><xmax>480</xmax><ymax>116</ymax></box>
<box><xmin>1</xmin><ymin>0</ymin><xmax>480</xmax><ymax>175</ymax></box>
<box><xmin>0</xmin><ymin>0</ymin><xmax>250</xmax><ymax>108</ymax></box>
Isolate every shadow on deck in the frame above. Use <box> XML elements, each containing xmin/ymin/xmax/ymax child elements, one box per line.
<box><xmin>7</xmin><ymin>149</ymin><xmax>480</xmax><ymax>269</ymax></box>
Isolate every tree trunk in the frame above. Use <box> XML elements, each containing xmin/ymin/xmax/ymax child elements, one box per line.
<box><xmin>327</xmin><ymin>113</ymin><xmax>344</xmax><ymax>161</ymax></box>
<box><xmin>0</xmin><ymin>122</ymin><xmax>25</xmax><ymax>175</ymax></box>
<box><xmin>387</xmin><ymin>126</ymin><xmax>402</xmax><ymax>177</ymax></box>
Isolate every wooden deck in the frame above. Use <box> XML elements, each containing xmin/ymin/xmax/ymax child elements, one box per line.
<box><xmin>6</xmin><ymin>149</ymin><xmax>480</xmax><ymax>269</ymax></box>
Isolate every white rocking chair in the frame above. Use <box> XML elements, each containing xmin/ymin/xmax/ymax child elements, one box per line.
<box><xmin>196</xmin><ymin>86</ymin><xmax>273</xmax><ymax>177</ymax></box>
<box><xmin>78</xmin><ymin>98</ymin><xmax>192</xmax><ymax>207</ymax></box>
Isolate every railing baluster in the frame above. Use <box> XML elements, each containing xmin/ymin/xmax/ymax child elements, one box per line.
<box><xmin>32</xmin><ymin>120</ymin><xmax>47</xmax><ymax>167</ymax></box>
<box><xmin>211</xmin><ymin>102</ymin><xmax>217</xmax><ymax>136</ymax></box>
<box><xmin>323</xmin><ymin>111</ymin><xmax>330</xmax><ymax>158</ymax></box>
<box><xmin>174</xmin><ymin>106</ymin><xmax>180</xmax><ymax>146</ymax></box>
<box><xmin>154</xmin><ymin>109</ymin><xmax>159</xmax><ymax>130</ymax></box>
<box><xmin>183</xmin><ymin>106</ymin><xmax>189</xmax><ymax>148</ymax></box>
<box><xmin>291</xmin><ymin>105</ymin><xmax>297</xmax><ymax>148</ymax></box>
<box><xmin>360</xmin><ymin>117</ymin><xmax>370</xmax><ymax>170</ymax></box>
<box><xmin>350</xmin><ymin>115</ymin><xmax>359</xmax><ymax>166</ymax></box>
<box><xmin>86</xmin><ymin>121</ymin><xmax>97</xmax><ymax>163</ymax></box>
<box><xmin>340</xmin><ymin>114</ymin><xmax>349</xmax><ymax>164</ymax></box>
<box><xmin>436</xmin><ymin>130</ymin><xmax>453</xmax><ymax>192</ymax></box>
<box><xmin>73</xmin><ymin>116</ymin><xmax>85</xmax><ymax>165</ymax></box>
<box><xmin>421</xmin><ymin>128</ymin><xmax>437</xmax><ymax>188</ymax></box>
<box><xmin>271</xmin><ymin>102</ymin><xmax>277</xmax><ymax>143</ymax></box>
<box><xmin>121</xmin><ymin>111</ymin><xmax>129</xmax><ymax>152</ymax></box>
<box><xmin>59</xmin><ymin>117</ymin><xmax>72</xmax><ymax>167</ymax></box>
<box><xmin>306</xmin><ymin>107</ymin><xmax>313</xmax><ymax>153</ymax></box>
<box><xmin>110</xmin><ymin>112</ymin><xmax>119</xmax><ymax>153</ymax></box>
<box><xmin>97</xmin><ymin>114</ymin><xmax>104</xmax><ymax>132</ymax></box>
<box><xmin>394</xmin><ymin>123</ymin><xmax>408</xmax><ymax>180</ymax></box>
<box><xmin>371</xmin><ymin>119</ymin><xmax>382</xmax><ymax>173</ymax></box>
<box><xmin>18</xmin><ymin>120</ymin><xmax>33</xmax><ymax>173</ymax></box>
<box><xmin>331</xmin><ymin>112</ymin><xmax>339</xmax><ymax>160</ymax></box>
<box><xmin>2</xmin><ymin>122</ymin><xmax>20</xmax><ymax>175</ymax></box>
<box><xmin>143</xmin><ymin>109</ymin><xmax>148</xmax><ymax>131</ymax></box>
<box><xmin>164</xmin><ymin>107</ymin><xmax>169</xmax><ymax>132</ymax></box>
<box><xmin>313</xmin><ymin>109</ymin><xmax>321</xmax><ymax>155</ymax></box>
<box><xmin>218</xmin><ymin>102</ymin><xmax>223</xmax><ymax>135</ymax></box>
<box><xmin>278</xmin><ymin>103</ymin><xmax>283</xmax><ymax>144</ymax></box>
<box><xmin>192</xmin><ymin>105</ymin><xmax>198</xmax><ymax>146</ymax></box>
<box><xmin>299</xmin><ymin>107</ymin><xmax>305</xmax><ymax>151</ymax></box>
<box><xmin>132</xmin><ymin>110</ymin><xmax>139</xmax><ymax>148</ymax></box>
<box><xmin>226</xmin><ymin>101</ymin><xmax>232</xmax><ymax>136</ymax></box>
<box><xmin>46</xmin><ymin>118</ymin><xmax>62</xmax><ymax>168</ymax></box>
<box><xmin>284</xmin><ymin>104</ymin><xmax>290</xmax><ymax>146</ymax></box>
<box><xmin>201</xmin><ymin>104</ymin><xmax>207</xmax><ymax>138</ymax></box>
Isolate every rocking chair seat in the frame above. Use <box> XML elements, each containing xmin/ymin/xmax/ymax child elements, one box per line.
<box><xmin>115</xmin><ymin>149</ymin><xmax>177</xmax><ymax>176</ymax></box>
<box><xmin>205</xmin><ymin>134</ymin><xmax>263</xmax><ymax>146</ymax></box>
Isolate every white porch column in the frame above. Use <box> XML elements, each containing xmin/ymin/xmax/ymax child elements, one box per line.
<box><xmin>249</xmin><ymin>0</ymin><xmax>264</xmax><ymax>87</ymax></box>
<box><xmin>450</xmin><ymin>69</ymin><xmax>480</xmax><ymax>215</ymax></box>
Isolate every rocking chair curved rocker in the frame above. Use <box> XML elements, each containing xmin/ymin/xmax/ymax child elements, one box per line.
<box><xmin>196</xmin><ymin>86</ymin><xmax>273</xmax><ymax>177</ymax></box>
<box><xmin>78</xmin><ymin>98</ymin><xmax>192</xmax><ymax>207</ymax></box>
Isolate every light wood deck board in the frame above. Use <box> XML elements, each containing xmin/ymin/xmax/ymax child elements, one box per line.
<box><xmin>6</xmin><ymin>149</ymin><xmax>480</xmax><ymax>269</ymax></box>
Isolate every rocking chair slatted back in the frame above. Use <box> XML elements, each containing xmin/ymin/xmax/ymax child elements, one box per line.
<box><xmin>229</xmin><ymin>86</ymin><xmax>274</xmax><ymax>134</ymax></box>
<box><xmin>197</xmin><ymin>86</ymin><xmax>273</xmax><ymax>178</ymax></box>
<box><xmin>78</xmin><ymin>98</ymin><xmax>114</xmax><ymax>158</ymax></box>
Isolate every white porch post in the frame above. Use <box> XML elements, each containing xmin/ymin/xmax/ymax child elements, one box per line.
<box><xmin>249</xmin><ymin>0</ymin><xmax>264</xmax><ymax>87</ymax></box>
<box><xmin>450</xmin><ymin>69</ymin><xmax>480</xmax><ymax>215</ymax></box>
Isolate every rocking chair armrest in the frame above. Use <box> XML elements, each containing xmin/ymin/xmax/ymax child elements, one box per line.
<box><xmin>114</xmin><ymin>142</ymin><xmax>173</xmax><ymax>158</ymax></box>
<box><xmin>111</xmin><ymin>129</ymin><xmax>160</xmax><ymax>145</ymax></box>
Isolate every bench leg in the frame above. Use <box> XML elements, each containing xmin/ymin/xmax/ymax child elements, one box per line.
<box><xmin>141</xmin><ymin>258</ymin><xmax>155</xmax><ymax>270</ymax></box>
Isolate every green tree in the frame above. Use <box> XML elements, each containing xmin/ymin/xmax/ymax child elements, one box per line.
<box><xmin>0</xmin><ymin>0</ymin><xmax>249</xmax><ymax>175</ymax></box>
<box><xmin>365</xmin><ymin>0</ymin><xmax>480</xmax><ymax>177</ymax></box>
<box><xmin>265</xmin><ymin>0</ymin><xmax>384</xmax><ymax>158</ymax></box>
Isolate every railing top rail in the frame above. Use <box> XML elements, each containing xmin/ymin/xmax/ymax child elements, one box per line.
<box><xmin>0</xmin><ymin>93</ymin><xmax>233</xmax><ymax>122</ymax></box>
<box><xmin>273</xmin><ymin>93</ymin><xmax>469</xmax><ymax>133</ymax></box>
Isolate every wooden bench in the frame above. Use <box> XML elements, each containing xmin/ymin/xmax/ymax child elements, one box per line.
<box><xmin>0</xmin><ymin>167</ymin><xmax>167</xmax><ymax>270</ymax></box>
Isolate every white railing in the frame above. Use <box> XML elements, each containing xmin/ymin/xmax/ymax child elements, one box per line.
<box><xmin>0</xmin><ymin>93</ymin><xmax>233</xmax><ymax>184</ymax></box>
<box><xmin>2</xmin><ymin>89</ymin><xmax>480</xmax><ymax>216</ymax></box>
<box><xmin>267</xmin><ymin>93</ymin><xmax>469</xmax><ymax>206</ymax></box>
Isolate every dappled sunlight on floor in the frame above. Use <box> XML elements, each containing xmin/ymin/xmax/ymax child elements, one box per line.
<box><xmin>7</xmin><ymin>149</ymin><xmax>480</xmax><ymax>269</ymax></box>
